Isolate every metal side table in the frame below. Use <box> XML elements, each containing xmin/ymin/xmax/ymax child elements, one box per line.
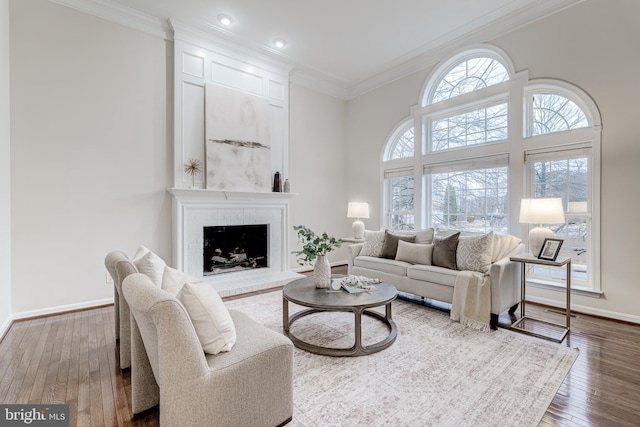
<box><xmin>509</xmin><ymin>254</ymin><xmax>571</xmax><ymax>343</ymax></box>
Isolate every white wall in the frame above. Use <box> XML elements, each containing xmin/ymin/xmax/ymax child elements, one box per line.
<box><xmin>0</xmin><ymin>0</ymin><xmax>12</xmax><ymax>331</ymax></box>
<box><xmin>345</xmin><ymin>0</ymin><xmax>640</xmax><ymax>321</ymax></box>
<box><xmin>10</xmin><ymin>0</ymin><xmax>171</xmax><ymax>314</ymax></box>
<box><xmin>289</xmin><ymin>84</ymin><xmax>349</xmax><ymax>266</ymax></box>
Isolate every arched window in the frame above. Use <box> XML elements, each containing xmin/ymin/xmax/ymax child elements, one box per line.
<box><xmin>381</xmin><ymin>45</ymin><xmax>602</xmax><ymax>292</ymax></box>
<box><xmin>386</xmin><ymin>126</ymin><xmax>414</xmax><ymax>160</ymax></box>
<box><xmin>431</xmin><ymin>57</ymin><xmax>509</xmax><ymax>103</ymax></box>
<box><xmin>382</xmin><ymin>120</ymin><xmax>415</xmax><ymax>229</ymax></box>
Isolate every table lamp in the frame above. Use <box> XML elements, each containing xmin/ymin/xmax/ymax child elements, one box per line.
<box><xmin>347</xmin><ymin>202</ymin><xmax>369</xmax><ymax>239</ymax></box>
<box><xmin>519</xmin><ymin>198</ymin><xmax>565</xmax><ymax>256</ymax></box>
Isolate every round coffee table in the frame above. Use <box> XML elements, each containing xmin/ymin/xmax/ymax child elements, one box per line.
<box><xmin>282</xmin><ymin>276</ymin><xmax>398</xmax><ymax>357</ymax></box>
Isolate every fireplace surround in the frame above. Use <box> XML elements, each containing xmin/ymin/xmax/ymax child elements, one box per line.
<box><xmin>168</xmin><ymin>188</ymin><xmax>303</xmax><ymax>296</ymax></box>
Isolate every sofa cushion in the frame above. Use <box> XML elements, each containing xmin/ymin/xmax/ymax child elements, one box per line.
<box><xmin>395</xmin><ymin>240</ymin><xmax>433</xmax><ymax>265</ymax></box>
<box><xmin>353</xmin><ymin>256</ymin><xmax>410</xmax><ymax>276</ymax></box>
<box><xmin>381</xmin><ymin>230</ymin><xmax>416</xmax><ymax>259</ymax></box>
<box><xmin>133</xmin><ymin>246</ymin><xmax>166</xmax><ymax>286</ymax></box>
<box><xmin>432</xmin><ymin>232</ymin><xmax>460</xmax><ymax>270</ymax></box>
<box><xmin>407</xmin><ymin>264</ymin><xmax>459</xmax><ymax>287</ymax></box>
<box><xmin>389</xmin><ymin>228</ymin><xmax>435</xmax><ymax>244</ymax></box>
<box><xmin>177</xmin><ymin>282</ymin><xmax>237</xmax><ymax>355</ymax></box>
<box><xmin>457</xmin><ymin>232</ymin><xmax>494</xmax><ymax>273</ymax></box>
<box><xmin>359</xmin><ymin>230</ymin><xmax>385</xmax><ymax>257</ymax></box>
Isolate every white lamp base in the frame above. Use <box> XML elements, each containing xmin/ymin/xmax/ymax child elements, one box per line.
<box><xmin>352</xmin><ymin>220</ymin><xmax>365</xmax><ymax>239</ymax></box>
<box><xmin>529</xmin><ymin>226</ymin><xmax>554</xmax><ymax>257</ymax></box>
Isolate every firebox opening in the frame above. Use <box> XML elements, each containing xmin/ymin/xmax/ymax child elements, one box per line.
<box><xmin>203</xmin><ymin>224</ymin><xmax>269</xmax><ymax>276</ymax></box>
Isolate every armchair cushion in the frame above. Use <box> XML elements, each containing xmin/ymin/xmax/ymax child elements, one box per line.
<box><xmin>133</xmin><ymin>246</ymin><xmax>166</xmax><ymax>286</ymax></box>
<box><xmin>177</xmin><ymin>282</ymin><xmax>237</xmax><ymax>354</ymax></box>
<box><xmin>161</xmin><ymin>265</ymin><xmax>201</xmax><ymax>296</ymax></box>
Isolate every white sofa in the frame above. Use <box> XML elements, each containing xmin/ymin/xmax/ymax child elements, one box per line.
<box><xmin>347</xmin><ymin>229</ymin><xmax>524</xmax><ymax>329</ymax></box>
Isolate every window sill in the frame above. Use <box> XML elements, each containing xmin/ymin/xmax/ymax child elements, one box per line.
<box><xmin>526</xmin><ymin>278</ymin><xmax>603</xmax><ymax>298</ymax></box>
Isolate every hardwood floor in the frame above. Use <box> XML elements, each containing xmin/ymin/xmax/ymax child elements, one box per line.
<box><xmin>1</xmin><ymin>273</ymin><xmax>639</xmax><ymax>426</ymax></box>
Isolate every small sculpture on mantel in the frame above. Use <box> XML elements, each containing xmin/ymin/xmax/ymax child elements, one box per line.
<box><xmin>184</xmin><ymin>158</ymin><xmax>202</xmax><ymax>188</ymax></box>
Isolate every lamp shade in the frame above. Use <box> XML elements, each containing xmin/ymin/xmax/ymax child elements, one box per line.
<box><xmin>519</xmin><ymin>198</ymin><xmax>565</xmax><ymax>225</ymax></box>
<box><xmin>347</xmin><ymin>202</ymin><xmax>370</xmax><ymax>219</ymax></box>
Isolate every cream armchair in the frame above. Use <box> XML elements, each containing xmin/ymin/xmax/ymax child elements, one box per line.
<box><xmin>122</xmin><ymin>273</ymin><xmax>294</xmax><ymax>426</ymax></box>
<box><xmin>105</xmin><ymin>251</ymin><xmax>138</xmax><ymax>370</ymax></box>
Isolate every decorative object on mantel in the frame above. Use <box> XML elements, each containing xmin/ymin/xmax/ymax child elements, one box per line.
<box><xmin>283</xmin><ymin>179</ymin><xmax>290</xmax><ymax>193</ymax></box>
<box><xmin>347</xmin><ymin>202</ymin><xmax>370</xmax><ymax>239</ymax></box>
<box><xmin>273</xmin><ymin>171</ymin><xmax>282</xmax><ymax>192</ymax></box>
<box><xmin>205</xmin><ymin>83</ymin><xmax>271</xmax><ymax>192</ymax></box>
<box><xmin>292</xmin><ymin>225</ymin><xmax>342</xmax><ymax>288</ymax></box>
<box><xmin>184</xmin><ymin>158</ymin><xmax>202</xmax><ymax>188</ymax></box>
<box><xmin>519</xmin><ymin>197</ymin><xmax>565</xmax><ymax>256</ymax></box>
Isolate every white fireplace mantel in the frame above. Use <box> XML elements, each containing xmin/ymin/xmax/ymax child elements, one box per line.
<box><xmin>167</xmin><ymin>188</ymin><xmax>302</xmax><ymax>297</ymax></box>
<box><xmin>168</xmin><ymin>188</ymin><xmax>297</xmax><ymax>203</ymax></box>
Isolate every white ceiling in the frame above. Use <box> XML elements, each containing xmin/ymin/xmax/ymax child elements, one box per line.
<box><xmin>79</xmin><ymin>0</ymin><xmax>582</xmax><ymax>98</ymax></box>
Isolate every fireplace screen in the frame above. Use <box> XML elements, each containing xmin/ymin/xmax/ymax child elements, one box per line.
<box><xmin>203</xmin><ymin>224</ymin><xmax>269</xmax><ymax>275</ymax></box>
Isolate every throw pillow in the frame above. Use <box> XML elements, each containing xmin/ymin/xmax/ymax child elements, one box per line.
<box><xmin>457</xmin><ymin>232</ymin><xmax>495</xmax><ymax>273</ymax></box>
<box><xmin>177</xmin><ymin>282</ymin><xmax>237</xmax><ymax>355</ymax></box>
<box><xmin>395</xmin><ymin>240</ymin><xmax>433</xmax><ymax>265</ymax></box>
<box><xmin>359</xmin><ymin>230</ymin><xmax>385</xmax><ymax>257</ymax></box>
<box><xmin>161</xmin><ymin>266</ymin><xmax>202</xmax><ymax>296</ymax></box>
<box><xmin>389</xmin><ymin>228</ymin><xmax>435</xmax><ymax>244</ymax></box>
<box><xmin>133</xmin><ymin>247</ymin><xmax>166</xmax><ymax>286</ymax></box>
<box><xmin>381</xmin><ymin>230</ymin><xmax>416</xmax><ymax>259</ymax></box>
<box><xmin>492</xmin><ymin>233</ymin><xmax>522</xmax><ymax>262</ymax></box>
<box><xmin>432</xmin><ymin>232</ymin><xmax>460</xmax><ymax>270</ymax></box>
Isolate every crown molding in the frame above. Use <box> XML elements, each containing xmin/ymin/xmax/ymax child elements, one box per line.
<box><xmin>346</xmin><ymin>0</ymin><xmax>585</xmax><ymax>100</ymax></box>
<box><xmin>47</xmin><ymin>0</ymin><xmax>584</xmax><ymax>101</ymax></box>
<box><xmin>169</xmin><ymin>20</ymin><xmax>293</xmax><ymax>77</ymax></box>
<box><xmin>48</xmin><ymin>0</ymin><xmax>171</xmax><ymax>39</ymax></box>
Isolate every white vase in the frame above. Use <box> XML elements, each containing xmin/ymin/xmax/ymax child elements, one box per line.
<box><xmin>313</xmin><ymin>254</ymin><xmax>331</xmax><ymax>289</ymax></box>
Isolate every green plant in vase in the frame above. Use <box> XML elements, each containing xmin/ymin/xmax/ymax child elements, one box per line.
<box><xmin>292</xmin><ymin>225</ymin><xmax>342</xmax><ymax>288</ymax></box>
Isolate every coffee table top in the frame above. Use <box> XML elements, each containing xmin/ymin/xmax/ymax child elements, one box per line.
<box><xmin>283</xmin><ymin>275</ymin><xmax>397</xmax><ymax>310</ymax></box>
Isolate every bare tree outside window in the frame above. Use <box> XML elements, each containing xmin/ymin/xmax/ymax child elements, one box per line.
<box><xmin>430</xmin><ymin>167</ymin><xmax>509</xmax><ymax>233</ymax></box>
<box><xmin>432</xmin><ymin>58</ymin><xmax>509</xmax><ymax>103</ymax></box>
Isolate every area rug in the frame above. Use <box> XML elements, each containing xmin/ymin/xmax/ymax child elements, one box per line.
<box><xmin>225</xmin><ymin>290</ymin><xmax>578</xmax><ymax>427</ymax></box>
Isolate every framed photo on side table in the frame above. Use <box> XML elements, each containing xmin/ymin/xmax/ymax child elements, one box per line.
<box><xmin>538</xmin><ymin>238</ymin><xmax>564</xmax><ymax>261</ymax></box>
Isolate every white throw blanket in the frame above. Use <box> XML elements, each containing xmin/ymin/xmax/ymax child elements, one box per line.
<box><xmin>450</xmin><ymin>271</ymin><xmax>491</xmax><ymax>332</ymax></box>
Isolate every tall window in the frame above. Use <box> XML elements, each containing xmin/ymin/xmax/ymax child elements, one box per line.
<box><xmin>524</xmin><ymin>89</ymin><xmax>595</xmax><ymax>287</ymax></box>
<box><xmin>383</xmin><ymin>121</ymin><xmax>415</xmax><ymax>230</ymax></box>
<box><xmin>382</xmin><ymin>46</ymin><xmax>601</xmax><ymax>292</ymax></box>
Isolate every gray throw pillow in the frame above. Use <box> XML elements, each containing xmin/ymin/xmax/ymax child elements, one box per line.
<box><xmin>381</xmin><ymin>230</ymin><xmax>416</xmax><ymax>259</ymax></box>
<box><xmin>432</xmin><ymin>232</ymin><xmax>460</xmax><ymax>270</ymax></box>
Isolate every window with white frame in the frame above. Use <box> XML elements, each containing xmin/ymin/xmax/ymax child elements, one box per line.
<box><xmin>381</xmin><ymin>45</ymin><xmax>601</xmax><ymax>292</ymax></box>
<box><xmin>523</xmin><ymin>89</ymin><xmax>596</xmax><ymax>288</ymax></box>
<box><xmin>382</xmin><ymin>121</ymin><xmax>415</xmax><ymax>230</ymax></box>
<box><xmin>425</xmin><ymin>159</ymin><xmax>509</xmax><ymax>233</ymax></box>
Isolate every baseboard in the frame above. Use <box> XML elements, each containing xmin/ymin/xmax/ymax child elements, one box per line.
<box><xmin>0</xmin><ymin>315</ymin><xmax>12</xmax><ymax>344</ymax></box>
<box><xmin>526</xmin><ymin>295</ymin><xmax>640</xmax><ymax>325</ymax></box>
<box><xmin>11</xmin><ymin>297</ymin><xmax>115</xmax><ymax>321</ymax></box>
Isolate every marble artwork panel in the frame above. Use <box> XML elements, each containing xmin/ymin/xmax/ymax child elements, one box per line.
<box><xmin>205</xmin><ymin>84</ymin><xmax>271</xmax><ymax>192</ymax></box>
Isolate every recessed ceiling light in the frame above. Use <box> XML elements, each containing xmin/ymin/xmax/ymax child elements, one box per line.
<box><xmin>273</xmin><ymin>38</ymin><xmax>287</xmax><ymax>48</ymax></box>
<box><xmin>217</xmin><ymin>14</ymin><xmax>233</xmax><ymax>26</ymax></box>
